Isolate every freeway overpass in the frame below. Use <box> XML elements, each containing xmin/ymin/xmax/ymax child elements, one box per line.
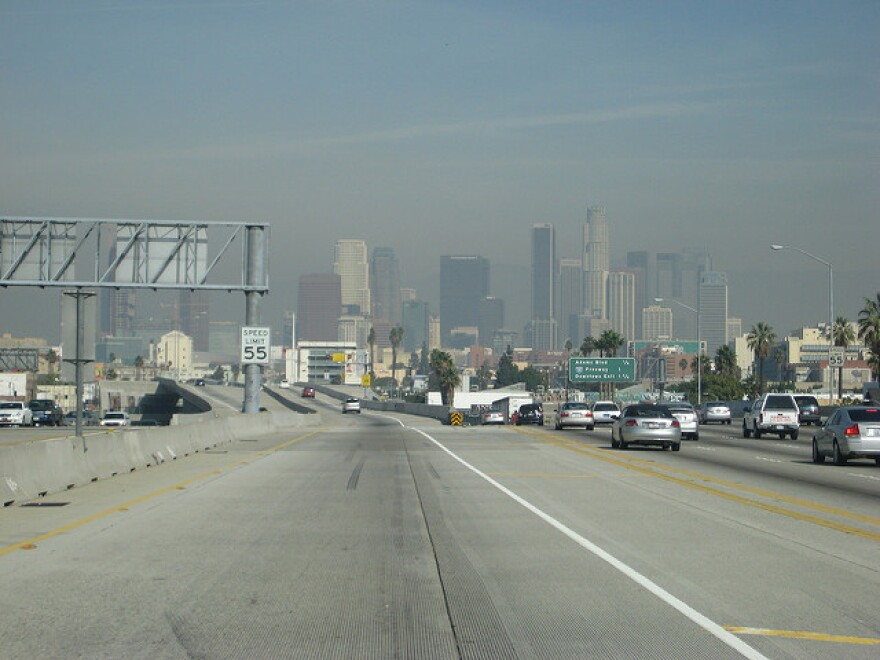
<box><xmin>2</xmin><ymin>389</ymin><xmax>880</xmax><ymax>658</ymax></box>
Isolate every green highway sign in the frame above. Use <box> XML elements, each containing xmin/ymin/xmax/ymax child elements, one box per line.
<box><xmin>569</xmin><ymin>357</ymin><xmax>635</xmax><ymax>383</ymax></box>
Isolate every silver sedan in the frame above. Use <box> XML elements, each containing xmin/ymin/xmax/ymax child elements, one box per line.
<box><xmin>813</xmin><ymin>406</ymin><xmax>880</xmax><ymax>465</ymax></box>
<box><xmin>611</xmin><ymin>404</ymin><xmax>681</xmax><ymax>451</ymax></box>
<box><xmin>699</xmin><ymin>401</ymin><xmax>731</xmax><ymax>425</ymax></box>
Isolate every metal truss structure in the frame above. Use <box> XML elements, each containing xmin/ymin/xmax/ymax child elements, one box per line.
<box><xmin>0</xmin><ymin>217</ymin><xmax>269</xmax><ymax>292</ymax></box>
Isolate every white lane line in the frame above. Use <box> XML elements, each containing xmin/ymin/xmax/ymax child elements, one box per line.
<box><xmin>755</xmin><ymin>456</ymin><xmax>783</xmax><ymax>464</ymax></box>
<box><xmin>407</xmin><ymin>424</ymin><xmax>769</xmax><ymax>660</ymax></box>
<box><xmin>847</xmin><ymin>472</ymin><xmax>880</xmax><ymax>482</ymax></box>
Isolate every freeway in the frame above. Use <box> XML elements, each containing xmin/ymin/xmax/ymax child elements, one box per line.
<box><xmin>2</xmin><ymin>393</ymin><xmax>879</xmax><ymax>658</ymax></box>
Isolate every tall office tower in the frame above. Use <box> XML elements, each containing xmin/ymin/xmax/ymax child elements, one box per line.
<box><xmin>606</xmin><ymin>271</ymin><xmax>636</xmax><ymax>343</ymax></box>
<box><xmin>333</xmin><ymin>239</ymin><xmax>370</xmax><ymax>316</ymax></box>
<box><xmin>428</xmin><ymin>315</ymin><xmax>441</xmax><ymax>351</ymax></box>
<box><xmin>337</xmin><ymin>315</ymin><xmax>370</xmax><ymax>348</ymax></box>
<box><xmin>478</xmin><ymin>296</ymin><xmax>505</xmax><ymax>349</ymax></box>
<box><xmin>297</xmin><ymin>274</ymin><xmax>342</xmax><ymax>341</ymax></box>
<box><xmin>699</xmin><ymin>271</ymin><xmax>729</xmax><ymax>356</ymax></box>
<box><xmin>178</xmin><ymin>290</ymin><xmax>209</xmax><ymax>351</ymax></box>
<box><xmin>282</xmin><ymin>311</ymin><xmax>295</xmax><ymax>348</ymax></box>
<box><xmin>370</xmin><ymin>247</ymin><xmax>402</xmax><ymax>325</ymax></box>
<box><xmin>439</xmin><ymin>255</ymin><xmax>489</xmax><ymax>346</ymax></box>
<box><xmin>626</xmin><ymin>251</ymin><xmax>654</xmax><ymax>340</ymax></box>
<box><xmin>530</xmin><ymin>318</ymin><xmax>558</xmax><ymax>352</ymax></box>
<box><xmin>111</xmin><ymin>290</ymin><xmax>137</xmax><ymax>337</ymax></box>
<box><xmin>531</xmin><ymin>223</ymin><xmax>555</xmax><ymax>322</ymax></box>
<box><xmin>727</xmin><ymin>317</ymin><xmax>743</xmax><ymax>344</ymax></box>
<box><xmin>400</xmin><ymin>287</ymin><xmax>417</xmax><ymax>303</ymax></box>
<box><xmin>557</xmin><ymin>258</ymin><xmax>583</xmax><ymax>347</ymax></box>
<box><xmin>642</xmin><ymin>305</ymin><xmax>673</xmax><ymax>340</ymax></box>
<box><xmin>582</xmin><ymin>206</ymin><xmax>609</xmax><ymax>319</ymax></box>
<box><xmin>402</xmin><ymin>299</ymin><xmax>429</xmax><ymax>353</ymax></box>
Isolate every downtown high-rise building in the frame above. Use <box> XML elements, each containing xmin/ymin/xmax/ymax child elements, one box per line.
<box><xmin>606</xmin><ymin>271</ymin><xmax>636</xmax><ymax>343</ymax></box>
<box><xmin>642</xmin><ymin>305</ymin><xmax>673</xmax><ymax>340</ymax></box>
<box><xmin>370</xmin><ymin>247</ymin><xmax>402</xmax><ymax>325</ymax></box>
<box><xmin>582</xmin><ymin>206</ymin><xmax>609</xmax><ymax>320</ymax></box>
<box><xmin>297</xmin><ymin>274</ymin><xmax>342</xmax><ymax>341</ymax></box>
<box><xmin>478</xmin><ymin>296</ymin><xmax>505</xmax><ymax>349</ymax></box>
<box><xmin>178</xmin><ymin>290</ymin><xmax>209</xmax><ymax>352</ymax></box>
<box><xmin>626</xmin><ymin>251</ymin><xmax>654</xmax><ymax>340</ymax></box>
<box><xmin>531</xmin><ymin>223</ymin><xmax>555</xmax><ymax>322</ymax></box>
<box><xmin>439</xmin><ymin>255</ymin><xmax>490</xmax><ymax>347</ymax></box>
<box><xmin>333</xmin><ymin>239</ymin><xmax>371</xmax><ymax>316</ymax></box>
<box><xmin>699</xmin><ymin>271</ymin><xmax>729</xmax><ymax>356</ymax></box>
<box><xmin>402</xmin><ymin>299</ymin><xmax>429</xmax><ymax>353</ymax></box>
<box><xmin>556</xmin><ymin>258</ymin><xmax>583</xmax><ymax>346</ymax></box>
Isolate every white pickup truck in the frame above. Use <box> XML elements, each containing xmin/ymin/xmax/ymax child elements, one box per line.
<box><xmin>742</xmin><ymin>393</ymin><xmax>800</xmax><ymax>440</ymax></box>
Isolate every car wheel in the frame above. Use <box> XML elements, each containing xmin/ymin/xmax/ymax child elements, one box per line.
<box><xmin>812</xmin><ymin>440</ymin><xmax>825</xmax><ymax>464</ymax></box>
<box><xmin>611</xmin><ymin>433</ymin><xmax>619</xmax><ymax>449</ymax></box>
<box><xmin>726</xmin><ymin>419</ymin><xmax>731</xmax><ymax>425</ymax></box>
<box><xmin>833</xmin><ymin>441</ymin><xmax>847</xmax><ymax>466</ymax></box>
<box><xmin>555</xmin><ymin>422</ymin><xmax>561</xmax><ymax>430</ymax></box>
<box><xmin>875</xmin><ymin>457</ymin><xmax>880</xmax><ymax>466</ymax></box>
<box><xmin>791</xmin><ymin>430</ymin><xmax>799</xmax><ymax>440</ymax></box>
<box><xmin>587</xmin><ymin>425</ymin><xmax>594</xmax><ymax>431</ymax></box>
<box><xmin>742</xmin><ymin>421</ymin><xmax>751</xmax><ymax>438</ymax></box>
<box><xmin>671</xmin><ymin>442</ymin><xmax>681</xmax><ymax>452</ymax></box>
<box><xmin>692</xmin><ymin>433</ymin><xmax>699</xmax><ymax>442</ymax></box>
<box><xmin>619</xmin><ymin>435</ymin><xmax>628</xmax><ymax>450</ymax></box>
<box><xmin>754</xmin><ymin>424</ymin><xmax>762</xmax><ymax>439</ymax></box>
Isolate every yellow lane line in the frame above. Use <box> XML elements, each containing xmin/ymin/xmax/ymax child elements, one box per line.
<box><xmin>487</xmin><ymin>472</ymin><xmax>599</xmax><ymax>479</ymax></box>
<box><xmin>512</xmin><ymin>428</ymin><xmax>880</xmax><ymax>543</ymax></box>
<box><xmin>724</xmin><ymin>626</ymin><xmax>880</xmax><ymax>645</ymax></box>
<box><xmin>0</xmin><ymin>430</ymin><xmax>321</xmax><ymax>557</ymax></box>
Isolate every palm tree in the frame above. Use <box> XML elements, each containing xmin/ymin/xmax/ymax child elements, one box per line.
<box><xmin>858</xmin><ymin>292</ymin><xmax>880</xmax><ymax>381</ymax></box>
<box><xmin>429</xmin><ymin>349</ymin><xmax>460</xmax><ymax>406</ymax></box>
<box><xmin>134</xmin><ymin>355</ymin><xmax>144</xmax><ymax>381</ymax></box>
<box><xmin>833</xmin><ymin>317</ymin><xmax>855</xmax><ymax>399</ymax></box>
<box><xmin>367</xmin><ymin>327</ymin><xmax>377</xmax><ymax>380</ymax></box>
<box><xmin>597</xmin><ymin>329</ymin><xmax>625</xmax><ymax>357</ymax></box>
<box><xmin>747</xmin><ymin>322</ymin><xmax>776</xmax><ymax>395</ymax></box>
<box><xmin>389</xmin><ymin>326</ymin><xmax>404</xmax><ymax>389</ymax></box>
<box><xmin>714</xmin><ymin>345</ymin><xmax>738</xmax><ymax>378</ymax></box>
<box><xmin>579</xmin><ymin>336</ymin><xmax>597</xmax><ymax>357</ymax></box>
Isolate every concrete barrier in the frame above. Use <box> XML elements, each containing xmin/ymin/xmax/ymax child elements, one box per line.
<box><xmin>0</xmin><ymin>411</ymin><xmax>320</xmax><ymax>507</ymax></box>
<box><xmin>305</xmin><ymin>383</ymin><xmax>451</xmax><ymax>423</ymax></box>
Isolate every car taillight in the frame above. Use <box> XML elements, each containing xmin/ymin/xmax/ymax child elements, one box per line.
<box><xmin>844</xmin><ymin>424</ymin><xmax>860</xmax><ymax>437</ymax></box>
<box><xmin>625</xmin><ymin>419</ymin><xmax>637</xmax><ymax>426</ymax></box>
<box><xmin>561</xmin><ymin>413</ymin><xmax>569</xmax><ymax>418</ymax></box>
<box><xmin>672</xmin><ymin>420</ymin><xmax>680</xmax><ymax>428</ymax></box>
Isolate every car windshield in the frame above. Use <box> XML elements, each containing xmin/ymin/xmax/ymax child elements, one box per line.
<box><xmin>564</xmin><ymin>403</ymin><xmax>589</xmax><ymax>410</ymax></box>
<box><xmin>627</xmin><ymin>407</ymin><xmax>672</xmax><ymax>418</ymax></box>
<box><xmin>849</xmin><ymin>409</ymin><xmax>880</xmax><ymax>422</ymax></box>
<box><xmin>593</xmin><ymin>403</ymin><xmax>618</xmax><ymax>411</ymax></box>
<box><xmin>766</xmin><ymin>396</ymin><xmax>797</xmax><ymax>410</ymax></box>
<box><xmin>1</xmin><ymin>402</ymin><xmax>23</xmax><ymax>409</ymax></box>
<box><xmin>104</xmin><ymin>413</ymin><xmax>125</xmax><ymax>419</ymax></box>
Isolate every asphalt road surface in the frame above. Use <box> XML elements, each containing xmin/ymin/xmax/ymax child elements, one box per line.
<box><xmin>2</xmin><ymin>396</ymin><xmax>879</xmax><ymax>658</ymax></box>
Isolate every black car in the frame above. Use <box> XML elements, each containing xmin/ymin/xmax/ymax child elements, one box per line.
<box><xmin>515</xmin><ymin>403</ymin><xmax>544</xmax><ymax>426</ymax></box>
<box><xmin>28</xmin><ymin>399</ymin><xmax>63</xmax><ymax>426</ymax></box>
<box><xmin>794</xmin><ymin>395</ymin><xmax>821</xmax><ymax>426</ymax></box>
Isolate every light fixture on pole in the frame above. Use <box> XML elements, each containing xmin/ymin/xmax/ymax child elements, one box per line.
<box><xmin>655</xmin><ymin>298</ymin><xmax>702</xmax><ymax>406</ymax></box>
<box><xmin>770</xmin><ymin>244</ymin><xmax>833</xmax><ymax>404</ymax></box>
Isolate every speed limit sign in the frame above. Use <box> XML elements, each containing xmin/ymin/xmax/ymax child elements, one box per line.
<box><xmin>241</xmin><ymin>327</ymin><xmax>271</xmax><ymax>365</ymax></box>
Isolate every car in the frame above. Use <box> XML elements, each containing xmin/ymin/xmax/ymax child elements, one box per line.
<box><xmin>514</xmin><ymin>403</ymin><xmax>544</xmax><ymax>426</ymax></box>
<box><xmin>659</xmin><ymin>402</ymin><xmax>699</xmax><ymax>440</ymax></box>
<box><xmin>0</xmin><ymin>401</ymin><xmax>33</xmax><ymax>427</ymax></box>
<box><xmin>699</xmin><ymin>401</ymin><xmax>731</xmax><ymax>425</ymax></box>
<box><xmin>302</xmin><ymin>386</ymin><xmax>316</xmax><ymax>398</ymax></box>
<box><xmin>28</xmin><ymin>399</ymin><xmax>63</xmax><ymax>426</ymax></box>
<box><xmin>794</xmin><ymin>395</ymin><xmax>821</xmax><ymax>426</ymax></box>
<box><xmin>342</xmin><ymin>397</ymin><xmax>361</xmax><ymax>414</ymax></box>
<box><xmin>554</xmin><ymin>402</ymin><xmax>594</xmax><ymax>430</ymax></box>
<box><xmin>611</xmin><ymin>404</ymin><xmax>681</xmax><ymax>451</ymax></box>
<box><xmin>279</xmin><ymin>379</ymin><xmax>290</xmax><ymax>389</ymax></box>
<box><xmin>63</xmin><ymin>410</ymin><xmax>99</xmax><ymax>426</ymax></box>
<box><xmin>813</xmin><ymin>406</ymin><xmax>880</xmax><ymax>465</ymax></box>
<box><xmin>590</xmin><ymin>401</ymin><xmax>620</xmax><ymax>425</ymax></box>
<box><xmin>194</xmin><ymin>378</ymin><xmax>206</xmax><ymax>387</ymax></box>
<box><xmin>743</xmin><ymin>393</ymin><xmax>800</xmax><ymax>439</ymax></box>
<box><xmin>481</xmin><ymin>409</ymin><xmax>505</xmax><ymax>425</ymax></box>
<box><xmin>100</xmin><ymin>411</ymin><xmax>131</xmax><ymax>427</ymax></box>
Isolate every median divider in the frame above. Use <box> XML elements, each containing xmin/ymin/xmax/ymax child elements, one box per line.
<box><xmin>0</xmin><ymin>410</ymin><xmax>320</xmax><ymax>508</ymax></box>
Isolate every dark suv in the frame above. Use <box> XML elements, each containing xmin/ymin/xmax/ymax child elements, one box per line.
<box><xmin>794</xmin><ymin>395</ymin><xmax>821</xmax><ymax>426</ymax></box>
<box><xmin>28</xmin><ymin>399</ymin><xmax>63</xmax><ymax>426</ymax></box>
<box><xmin>515</xmin><ymin>403</ymin><xmax>544</xmax><ymax>426</ymax></box>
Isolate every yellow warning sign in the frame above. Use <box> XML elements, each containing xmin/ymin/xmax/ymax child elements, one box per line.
<box><xmin>449</xmin><ymin>411</ymin><xmax>463</xmax><ymax>426</ymax></box>
<box><xmin>361</xmin><ymin>374</ymin><xmax>371</xmax><ymax>387</ymax></box>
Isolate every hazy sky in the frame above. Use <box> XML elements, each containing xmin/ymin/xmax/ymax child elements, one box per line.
<box><xmin>1</xmin><ymin>1</ymin><xmax>877</xmax><ymax>343</ymax></box>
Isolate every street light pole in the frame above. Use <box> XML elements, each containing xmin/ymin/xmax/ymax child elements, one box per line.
<box><xmin>655</xmin><ymin>298</ymin><xmax>701</xmax><ymax>406</ymax></box>
<box><xmin>770</xmin><ymin>245</ymin><xmax>833</xmax><ymax>404</ymax></box>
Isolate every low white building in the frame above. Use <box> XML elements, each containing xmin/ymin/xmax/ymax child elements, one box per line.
<box><xmin>289</xmin><ymin>341</ymin><xmax>368</xmax><ymax>386</ymax></box>
<box><xmin>156</xmin><ymin>331</ymin><xmax>193</xmax><ymax>378</ymax></box>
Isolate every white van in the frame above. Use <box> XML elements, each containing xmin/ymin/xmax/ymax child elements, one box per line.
<box><xmin>100</xmin><ymin>411</ymin><xmax>131</xmax><ymax>427</ymax></box>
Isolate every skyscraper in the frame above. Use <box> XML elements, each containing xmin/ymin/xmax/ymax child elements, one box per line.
<box><xmin>556</xmin><ymin>258</ymin><xmax>583</xmax><ymax>346</ymax></box>
<box><xmin>297</xmin><ymin>274</ymin><xmax>342</xmax><ymax>341</ymax></box>
<box><xmin>582</xmin><ymin>206</ymin><xmax>609</xmax><ymax>319</ymax></box>
<box><xmin>531</xmin><ymin>223</ymin><xmax>555</xmax><ymax>322</ymax></box>
<box><xmin>333</xmin><ymin>239</ymin><xmax>370</xmax><ymax>316</ymax></box>
<box><xmin>699</xmin><ymin>271</ymin><xmax>728</xmax><ymax>356</ymax></box>
<box><xmin>642</xmin><ymin>305</ymin><xmax>673</xmax><ymax>340</ymax></box>
<box><xmin>370</xmin><ymin>247</ymin><xmax>401</xmax><ymax>325</ymax></box>
<box><xmin>439</xmin><ymin>255</ymin><xmax>489</xmax><ymax>346</ymax></box>
<box><xmin>178</xmin><ymin>290</ymin><xmax>209</xmax><ymax>352</ymax></box>
<box><xmin>626</xmin><ymin>251</ymin><xmax>653</xmax><ymax>340</ymax></box>
<box><xmin>606</xmin><ymin>271</ymin><xmax>636</xmax><ymax>343</ymax></box>
<box><xmin>478</xmin><ymin>296</ymin><xmax>505</xmax><ymax>349</ymax></box>
<box><xmin>402</xmin><ymin>299</ymin><xmax>429</xmax><ymax>353</ymax></box>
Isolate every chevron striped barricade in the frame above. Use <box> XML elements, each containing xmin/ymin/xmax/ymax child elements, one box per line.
<box><xmin>448</xmin><ymin>411</ymin><xmax>463</xmax><ymax>426</ymax></box>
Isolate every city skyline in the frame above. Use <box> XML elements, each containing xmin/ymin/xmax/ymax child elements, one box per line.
<box><xmin>0</xmin><ymin>2</ymin><xmax>876</xmax><ymax>341</ymax></box>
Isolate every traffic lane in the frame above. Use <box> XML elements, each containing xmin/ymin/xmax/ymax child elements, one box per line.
<box><xmin>426</xmin><ymin>423</ymin><xmax>880</xmax><ymax>658</ymax></box>
<box><xmin>2</xmin><ymin>416</ymin><xmax>751</xmax><ymax>659</ymax></box>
